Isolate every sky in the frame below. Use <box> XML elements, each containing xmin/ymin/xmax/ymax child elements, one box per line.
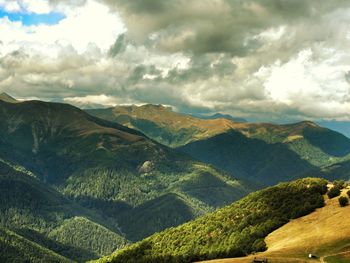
<box><xmin>1</xmin><ymin>0</ymin><xmax>350</xmax><ymax>124</ymax></box>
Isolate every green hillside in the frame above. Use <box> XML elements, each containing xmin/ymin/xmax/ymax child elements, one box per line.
<box><xmin>0</xmin><ymin>227</ymin><xmax>72</xmax><ymax>263</ymax></box>
<box><xmin>0</xmin><ymin>159</ymin><xmax>128</xmax><ymax>262</ymax></box>
<box><xmin>48</xmin><ymin>217</ymin><xmax>127</xmax><ymax>257</ymax></box>
<box><xmin>96</xmin><ymin>178</ymin><xmax>327</xmax><ymax>263</ymax></box>
<box><xmin>0</xmin><ymin>99</ymin><xmax>252</xmax><ymax>247</ymax></box>
<box><xmin>179</xmin><ymin>130</ymin><xmax>316</xmax><ymax>185</ymax></box>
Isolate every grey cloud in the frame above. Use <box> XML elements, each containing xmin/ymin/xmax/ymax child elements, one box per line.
<box><xmin>3</xmin><ymin>0</ymin><xmax>350</xmax><ymax>122</ymax></box>
<box><xmin>100</xmin><ymin>0</ymin><xmax>350</xmax><ymax>55</ymax></box>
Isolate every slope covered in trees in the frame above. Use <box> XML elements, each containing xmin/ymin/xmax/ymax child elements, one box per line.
<box><xmin>0</xmin><ymin>159</ymin><xmax>128</xmax><ymax>262</ymax></box>
<box><xmin>0</xmin><ymin>227</ymin><xmax>72</xmax><ymax>263</ymax></box>
<box><xmin>0</xmin><ymin>99</ymin><xmax>252</xmax><ymax>248</ymax></box>
<box><xmin>96</xmin><ymin>178</ymin><xmax>327</xmax><ymax>263</ymax></box>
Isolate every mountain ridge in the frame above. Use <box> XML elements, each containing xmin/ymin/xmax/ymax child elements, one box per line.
<box><xmin>0</xmin><ymin>99</ymin><xmax>253</xmax><ymax>254</ymax></box>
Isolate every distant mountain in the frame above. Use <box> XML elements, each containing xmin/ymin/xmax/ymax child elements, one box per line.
<box><xmin>306</xmin><ymin>159</ymin><xmax>350</xmax><ymax>181</ymax></box>
<box><xmin>0</xmin><ymin>99</ymin><xmax>252</xmax><ymax>247</ymax></box>
<box><xmin>192</xmin><ymin>112</ymin><xmax>247</xmax><ymax>122</ymax></box>
<box><xmin>179</xmin><ymin>122</ymin><xmax>350</xmax><ymax>185</ymax></box>
<box><xmin>317</xmin><ymin>120</ymin><xmax>350</xmax><ymax>139</ymax></box>
<box><xmin>88</xmin><ymin>105</ymin><xmax>350</xmax><ymax>185</ymax></box>
<box><xmin>87</xmin><ymin>105</ymin><xmax>252</xmax><ymax>147</ymax></box>
<box><xmin>96</xmin><ymin>178</ymin><xmax>327</xmax><ymax>263</ymax></box>
<box><xmin>0</xmin><ymin>92</ymin><xmax>18</xmax><ymax>103</ymax></box>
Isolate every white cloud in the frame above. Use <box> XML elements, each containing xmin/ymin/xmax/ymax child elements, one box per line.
<box><xmin>1</xmin><ymin>0</ymin><xmax>350</xmax><ymax>121</ymax></box>
<box><xmin>0</xmin><ymin>0</ymin><xmax>125</xmax><ymax>54</ymax></box>
<box><xmin>22</xmin><ymin>0</ymin><xmax>51</xmax><ymax>14</ymax></box>
<box><xmin>0</xmin><ymin>0</ymin><xmax>51</xmax><ymax>13</ymax></box>
<box><xmin>63</xmin><ymin>94</ymin><xmax>137</xmax><ymax>108</ymax></box>
<box><xmin>0</xmin><ymin>0</ymin><xmax>21</xmax><ymax>12</ymax></box>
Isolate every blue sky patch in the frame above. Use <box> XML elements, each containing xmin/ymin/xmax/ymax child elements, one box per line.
<box><xmin>0</xmin><ymin>9</ymin><xmax>65</xmax><ymax>26</ymax></box>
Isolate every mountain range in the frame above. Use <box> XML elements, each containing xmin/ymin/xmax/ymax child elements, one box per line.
<box><xmin>88</xmin><ymin>104</ymin><xmax>350</xmax><ymax>185</ymax></box>
<box><xmin>0</xmin><ymin>95</ymin><xmax>252</xmax><ymax>261</ymax></box>
<box><xmin>2</xmin><ymin>94</ymin><xmax>350</xmax><ymax>262</ymax></box>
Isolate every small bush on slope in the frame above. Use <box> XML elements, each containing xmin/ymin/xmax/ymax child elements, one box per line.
<box><xmin>327</xmin><ymin>187</ymin><xmax>341</xmax><ymax>199</ymax></box>
<box><xmin>96</xmin><ymin>178</ymin><xmax>327</xmax><ymax>263</ymax></box>
<box><xmin>339</xmin><ymin>196</ymin><xmax>349</xmax><ymax>207</ymax></box>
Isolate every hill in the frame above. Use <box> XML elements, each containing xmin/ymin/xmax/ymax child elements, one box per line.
<box><xmin>0</xmin><ymin>159</ymin><xmax>128</xmax><ymax>262</ymax></box>
<box><xmin>200</xmin><ymin>185</ymin><xmax>350</xmax><ymax>263</ymax></box>
<box><xmin>0</xmin><ymin>227</ymin><xmax>72</xmax><ymax>263</ymax></box>
<box><xmin>95</xmin><ymin>178</ymin><xmax>327</xmax><ymax>263</ymax></box>
<box><xmin>0</xmin><ymin>99</ymin><xmax>252</xmax><ymax>244</ymax></box>
<box><xmin>88</xmin><ymin>104</ymin><xmax>350</xmax><ymax>185</ymax></box>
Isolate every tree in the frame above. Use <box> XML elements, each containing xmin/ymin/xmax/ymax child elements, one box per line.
<box><xmin>333</xmin><ymin>180</ymin><xmax>346</xmax><ymax>189</ymax></box>
<box><xmin>327</xmin><ymin>187</ymin><xmax>341</xmax><ymax>199</ymax></box>
<box><xmin>339</xmin><ymin>196</ymin><xmax>349</xmax><ymax>207</ymax></box>
<box><xmin>347</xmin><ymin>190</ymin><xmax>350</xmax><ymax>198</ymax></box>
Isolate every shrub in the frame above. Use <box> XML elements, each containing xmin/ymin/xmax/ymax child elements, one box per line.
<box><xmin>333</xmin><ymin>180</ymin><xmax>346</xmax><ymax>189</ymax></box>
<box><xmin>347</xmin><ymin>190</ymin><xmax>350</xmax><ymax>198</ymax></box>
<box><xmin>339</xmin><ymin>196</ymin><xmax>349</xmax><ymax>207</ymax></box>
<box><xmin>327</xmin><ymin>187</ymin><xmax>341</xmax><ymax>199</ymax></box>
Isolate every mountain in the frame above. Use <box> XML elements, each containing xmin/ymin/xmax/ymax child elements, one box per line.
<box><xmin>317</xmin><ymin>120</ymin><xmax>350</xmax><ymax>139</ymax></box>
<box><xmin>95</xmin><ymin>178</ymin><xmax>328</xmax><ymax>263</ymax></box>
<box><xmin>191</xmin><ymin>113</ymin><xmax>247</xmax><ymax>123</ymax></box>
<box><xmin>88</xmin><ymin>105</ymin><xmax>350</xmax><ymax>185</ymax></box>
<box><xmin>199</xmin><ymin>184</ymin><xmax>350</xmax><ymax>263</ymax></box>
<box><xmin>86</xmin><ymin>104</ymin><xmax>246</xmax><ymax>147</ymax></box>
<box><xmin>0</xmin><ymin>92</ymin><xmax>18</xmax><ymax>103</ymax></box>
<box><xmin>0</xmin><ymin>159</ymin><xmax>128</xmax><ymax>262</ymax></box>
<box><xmin>0</xmin><ymin>99</ymin><xmax>252</xmax><ymax>245</ymax></box>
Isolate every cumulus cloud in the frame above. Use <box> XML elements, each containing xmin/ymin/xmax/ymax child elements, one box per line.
<box><xmin>1</xmin><ymin>0</ymin><xmax>350</xmax><ymax>121</ymax></box>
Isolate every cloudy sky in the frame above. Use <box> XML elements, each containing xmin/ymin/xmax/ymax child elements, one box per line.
<box><xmin>1</xmin><ymin>0</ymin><xmax>350</xmax><ymax>122</ymax></box>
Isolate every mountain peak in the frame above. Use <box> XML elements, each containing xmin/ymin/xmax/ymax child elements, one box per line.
<box><xmin>297</xmin><ymin>120</ymin><xmax>320</xmax><ymax>128</ymax></box>
<box><xmin>0</xmin><ymin>92</ymin><xmax>17</xmax><ymax>103</ymax></box>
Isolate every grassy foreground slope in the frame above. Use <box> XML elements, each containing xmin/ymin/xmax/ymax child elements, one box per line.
<box><xmin>96</xmin><ymin>178</ymin><xmax>327</xmax><ymax>263</ymax></box>
<box><xmin>264</xmin><ymin>186</ymin><xmax>350</xmax><ymax>261</ymax></box>
<box><xmin>202</xmin><ymin>186</ymin><xmax>350</xmax><ymax>263</ymax></box>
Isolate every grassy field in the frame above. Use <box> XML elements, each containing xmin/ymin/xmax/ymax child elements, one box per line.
<box><xmin>200</xmin><ymin>187</ymin><xmax>350</xmax><ymax>263</ymax></box>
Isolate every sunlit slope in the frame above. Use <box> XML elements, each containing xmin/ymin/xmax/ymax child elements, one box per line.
<box><xmin>264</xmin><ymin>187</ymin><xmax>350</xmax><ymax>261</ymax></box>
<box><xmin>95</xmin><ymin>178</ymin><xmax>327</xmax><ymax>263</ymax></box>
<box><xmin>200</xmin><ymin>186</ymin><xmax>350</xmax><ymax>263</ymax></box>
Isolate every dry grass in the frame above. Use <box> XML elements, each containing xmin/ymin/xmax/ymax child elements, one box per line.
<box><xmin>199</xmin><ymin>188</ymin><xmax>350</xmax><ymax>263</ymax></box>
<box><xmin>264</xmin><ymin>188</ymin><xmax>350</xmax><ymax>258</ymax></box>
